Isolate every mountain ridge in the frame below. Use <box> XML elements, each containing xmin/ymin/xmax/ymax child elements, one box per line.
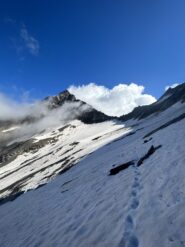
<box><xmin>120</xmin><ymin>83</ymin><xmax>185</xmax><ymax>121</ymax></box>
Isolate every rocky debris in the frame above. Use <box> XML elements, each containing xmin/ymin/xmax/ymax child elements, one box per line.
<box><xmin>92</xmin><ymin>136</ymin><xmax>102</xmax><ymax>141</ymax></box>
<box><xmin>143</xmin><ymin>137</ymin><xmax>152</xmax><ymax>143</ymax></box>
<box><xmin>126</xmin><ymin>131</ymin><xmax>136</xmax><ymax>136</ymax></box>
<box><xmin>109</xmin><ymin>144</ymin><xmax>162</xmax><ymax>175</ymax></box>
<box><xmin>69</xmin><ymin>142</ymin><xmax>79</xmax><ymax>146</ymax></box>
<box><xmin>137</xmin><ymin>145</ymin><xmax>162</xmax><ymax>166</ymax></box>
<box><xmin>0</xmin><ymin>137</ymin><xmax>58</xmax><ymax>167</ymax></box>
<box><xmin>109</xmin><ymin>161</ymin><xmax>135</xmax><ymax>175</ymax></box>
<box><xmin>0</xmin><ymin>155</ymin><xmax>74</xmax><ymax>203</ymax></box>
<box><xmin>58</xmin><ymin>124</ymin><xmax>76</xmax><ymax>132</ymax></box>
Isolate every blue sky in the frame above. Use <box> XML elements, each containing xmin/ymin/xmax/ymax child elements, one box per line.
<box><xmin>0</xmin><ymin>0</ymin><xmax>185</xmax><ymax>100</ymax></box>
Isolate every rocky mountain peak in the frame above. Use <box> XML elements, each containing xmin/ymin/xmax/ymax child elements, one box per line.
<box><xmin>44</xmin><ymin>90</ymin><xmax>77</xmax><ymax>109</ymax></box>
<box><xmin>44</xmin><ymin>90</ymin><xmax>113</xmax><ymax>124</ymax></box>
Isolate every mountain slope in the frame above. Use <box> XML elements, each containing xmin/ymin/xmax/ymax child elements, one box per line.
<box><xmin>0</xmin><ymin>120</ymin><xmax>128</xmax><ymax>200</ymax></box>
<box><xmin>0</xmin><ymin>91</ymin><xmax>118</xmax><ymax>201</ymax></box>
<box><xmin>120</xmin><ymin>82</ymin><xmax>185</xmax><ymax>121</ymax></box>
<box><xmin>1</xmin><ymin>84</ymin><xmax>185</xmax><ymax>246</ymax></box>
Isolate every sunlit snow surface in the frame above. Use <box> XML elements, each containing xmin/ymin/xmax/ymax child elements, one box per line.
<box><xmin>1</xmin><ymin>103</ymin><xmax>185</xmax><ymax>246</ymax></box>
<box><xmin>0</xmin><ymin>120</ymin><xmax>130</xmax><ymax>199</ymax></box>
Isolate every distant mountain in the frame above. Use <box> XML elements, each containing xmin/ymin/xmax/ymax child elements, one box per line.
<box><xmin>0</xmin><ymin>90</ymin><xmax>113</xmax><ymax>130</ymax></box>
<box><xmin>44</xmin><ymin>90</ymin><xmax>113</xmax><ymax>124</ymax></box>
<box><xmin>120</xmin><ymin>83</ymin><xmax>185</xmax><ymax>121</ymax></box>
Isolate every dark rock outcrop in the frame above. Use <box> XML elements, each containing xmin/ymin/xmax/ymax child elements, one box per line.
<box><xmin>109</xmin><ymin>161</ymin><xmax>134</xmax><ymax>175</ymax></box>
<box><xmin>137</xmin><ymin>145</ymin><xmax>162</xmax><ymax>166</ymax></box>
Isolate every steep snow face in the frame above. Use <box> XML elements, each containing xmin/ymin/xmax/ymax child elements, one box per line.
<box><xmin>1</xmin><ymin>101</ymin><xmax>185</xmax><ymax>246</ymax></box>
<box><xmin>0</xmin><ymin>120</ymin><xmax>130</xmax><ymax>199</ymax></box>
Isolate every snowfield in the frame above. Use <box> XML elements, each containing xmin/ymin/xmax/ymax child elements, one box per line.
<box><xmin>1</xmin><ymin>102</ymin><xmax>185</xmax><ymax>246</ymax></box>
<box><xmin>0</xmin><ymin>120</ymin><xmax>130</xmax><ymax>199</ymax></box>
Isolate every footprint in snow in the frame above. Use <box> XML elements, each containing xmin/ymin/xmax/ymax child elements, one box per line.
<box><xmin>130</xmin><ymin>198</ymin><xmax>139</xmax><ymax>210</ymax></box>
<box><xmin>132</xmin><ymin>181</ymin><xmax>140</xmax><ymax>189</ymax></box>
<box><xmin>125</xmin><ymin>215</ymin><xmax>134</xmax><ymax>231</ymax></box>
<box><xmin>120</xmin><ymin>163</ymin><xmax>141</xmax><ymax>247</ymax></box>
<box><xmin>131</xmin><ymin>190</ymin><xmax>137</xmax><ymax>197</ymax></box>
<box><xmin>119</xmin><ymin>234</ymin><xmax>139</xmax><ymax>247</ymax></box>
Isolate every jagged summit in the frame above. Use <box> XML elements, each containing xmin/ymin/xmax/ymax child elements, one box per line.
<box><xmin>45</xmin><ymin>90</ymin><xmax>113</xmax><ymax>124</ymax></box>
<box><xmin>0</xmin><ymin>90</ymin><xmax>112</xmax><ymax>127</ymax></box>
<box><xmin>120</xmin><ymin>82</ymin><xmax>185</xmax><ymax>121</ymax></box>
<box><xmin>44</xmin><ymin>90</ymin><xmax>77</xmax><ymax>108</ymax></box>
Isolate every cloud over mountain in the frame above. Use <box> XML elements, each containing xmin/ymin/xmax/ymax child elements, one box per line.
<box><xmin>68</xmin><ymin>83</ymin><xmax>156</xmax><ymax>116</ymax></box>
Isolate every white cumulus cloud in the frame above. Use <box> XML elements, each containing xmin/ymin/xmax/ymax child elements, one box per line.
<box><xmin>68</xmin><ymin>83</ymin><xmax>156</xmax><ymax>117</ymax></box>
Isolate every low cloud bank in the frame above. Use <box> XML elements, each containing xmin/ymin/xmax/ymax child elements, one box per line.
<box><xmin>0</xmin><ymin>92</ymin><xmax>49</xmax><ymax>121</ymax></box>
<box><xmin>7</xmin><ymin>102</ymin><xmax>88</xmax><ymax>142</ymax></box>
<box><xmin>0</xmin><ymin>94</ymin><xmax>89</xmax><ymax>145</ymax></box>
<box><xmin>0</xmin><ymin>92</ymin><xmax>88</xmax><ymax>123</ymax></box>
<box><xmin>69</xmin><ymin>83</ymin><xmax>156</xmax><ymax>117</ymax></box>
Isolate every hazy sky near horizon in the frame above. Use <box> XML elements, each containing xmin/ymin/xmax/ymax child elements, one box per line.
<box><xmin>0</xmin><ymin>0</ymin><xmax>185</xmax><ymax>101</ymax></box>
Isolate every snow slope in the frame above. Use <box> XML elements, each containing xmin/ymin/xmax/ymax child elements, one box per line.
<box><xmin>0</xmin><ymin>120</ymin><xmax>130</xmax><ymax>199</ymax></box>
<box><xmin>1</xmin><ymin>99</ymin><xmax>185</xmax><ymax>246</ymax></box>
